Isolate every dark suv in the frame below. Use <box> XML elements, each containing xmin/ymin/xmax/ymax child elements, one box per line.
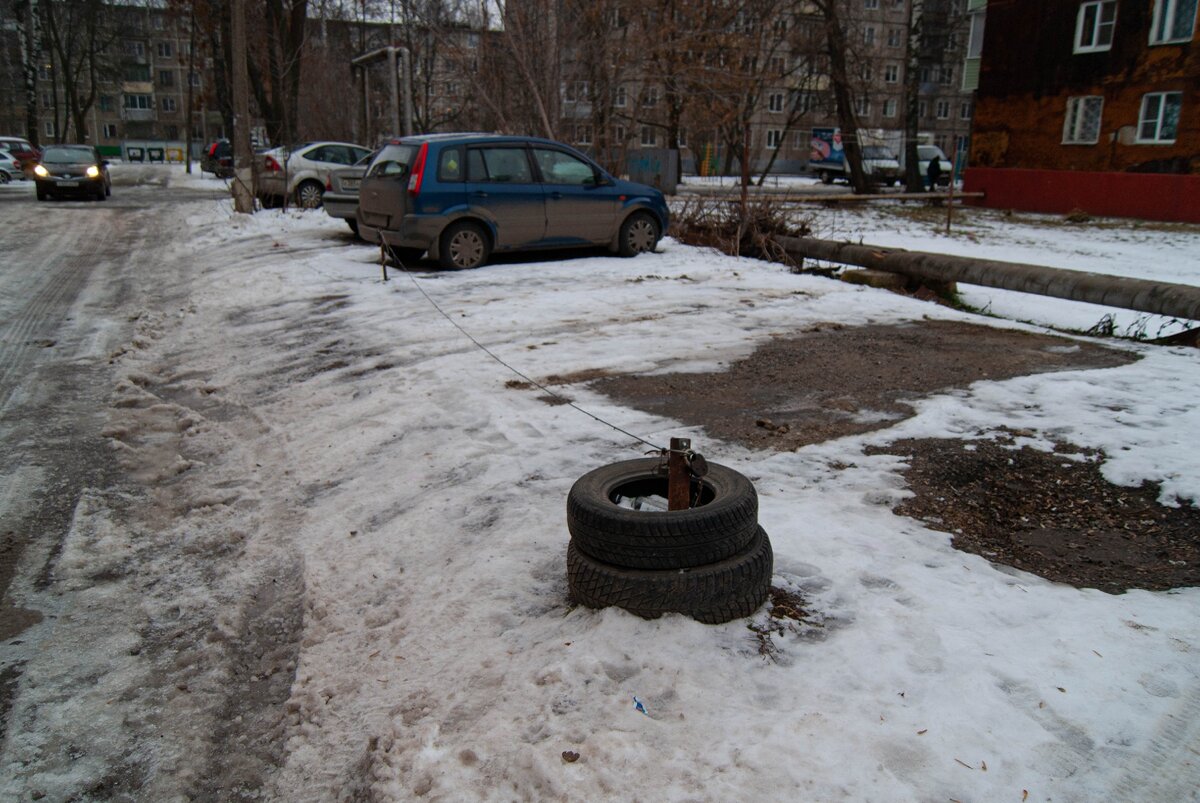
<box><xmin>357</xmin><ymin>133</ymin><xmax>670</xmax><ymax>270</ymax></box>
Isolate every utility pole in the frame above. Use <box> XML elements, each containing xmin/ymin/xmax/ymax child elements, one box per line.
<box><xmin>230</xmin><ymin>0</ymin><xmax>254</xmax><ymax>213</ymax></box>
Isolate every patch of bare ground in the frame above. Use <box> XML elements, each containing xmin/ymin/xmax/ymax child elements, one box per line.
<box><xmin>580</xmin><ymin>319</ymin><xmax>1192</xmax><ymax>593</ymax></box>
<box><xmin>592</xmin><ymin>319</ymin><xmax>1135</xmax><ymax>450</ymax></box>
<box><xmin>870</xmin><ymin>434</ymin><xmax>1200</xmax><ymax>593</ymax></box>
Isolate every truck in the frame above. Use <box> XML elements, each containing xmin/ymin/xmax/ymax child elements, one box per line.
<box><xmin>808</xmin><ymin>128</ymin><xmax>902</xmax><ymax>186</ymax></box>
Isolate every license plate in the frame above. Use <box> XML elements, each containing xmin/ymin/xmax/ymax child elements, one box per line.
<box><xmin>57</xmin><ymin>180</ymin><xmax>79</xmax><ymax>187</ymax></box>
<box><xmin>343</xmin><ymin>179</ymin><xmax>360</xmax><ymax>190</ymax></box>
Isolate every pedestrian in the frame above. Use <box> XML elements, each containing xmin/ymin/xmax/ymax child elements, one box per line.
<box><xmin>926</xmin><ymin>155</ymin><xmax>942</xmax><ymax>191</ymax></box>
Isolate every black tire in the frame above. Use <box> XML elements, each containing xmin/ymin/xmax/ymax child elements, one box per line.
<box><xmin>36</xmin><ymin>185</ymin><xmax>47</xmax><ymax>201</ymax></box>
<box><xmin>567</xmin><ymin>458</ymin><xmax>758</xmax><ymax>570</ymax></box>
<box><xmin>386</xmin><ymin>245</ymin><xmax>425</xmax><ymax>265</ymax></box>
<box><xmin>617</xmin><ymin>211</ymin><xmax>660</xmax><ymax>257</ymax></box>
<box><xmin>0</xmin><ymin>171</ymin><xmax>10</xmax><ymax>184</ymax></box>
<box><xmin>296</xmin><ymin>180</ymin><xmax>324</xmax><ymax>209</ymax></box>
<box><xmin>346</xmin><ymin>219</ymin><xmax>360</xmax><ymax>236</ymax></box>
<box><xmin>95</xmin><ymin>184</ymin><xmax>106</xmax><ymax>201</ymax></box>
<box><xmin>819</xmin><ymin>170</ymin><xmax>833</xmax><ymax>185</ymax></box>
<box><xmin>567</xmin><ymin>526</ymin><xmax>773</xmax><ymax>624</ymax></box>
<box><xmin>439</xmin><ymin>221</ymin><xmax>490</xmax><ymax>270</ymax></box>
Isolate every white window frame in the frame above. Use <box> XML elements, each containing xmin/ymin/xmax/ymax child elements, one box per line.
<box><xmin>887</xmin><ymin>28</ymin><xmax>903</xmax><ymax>47</ymax></box>
<box><xmin>864</xmin><ymin>0</ymin><xmax>880</xmax><ymax>8</ymax></box>
<box><xmin>766</xmin><ymin>129</ymin><xmax>783</xmax><ymax>149</ymax></box>
<box><xmin>615</xmin><ymin>86</ymin><xmax>627</xmax><ymax>108</ymax></box>
<box><xmin>936</xmin><ymin>99</ymin><xmax>950</xmax><ymax>119</ymax></box>
<box><xmin>1136</xmin><ymin>91</ymin><xmax>1182</xmax><ymax>142</ymax></box>
<box><xmin>640</xmin><ymin>126</ymin><xmax>656</xmax><ymax>147</ymax></box>
<box><xmin>960</xmin><ymin>101</ymin><xmax>972</xmax><ymax>120</ymax></box>
<box><xmin>1075</xmin><ymin>1</ymin><xmax>1117</xmax><ymax>53</ymax></box>
<box><xmin>1062</xmin><ymin>95</ymin><xmax>1104</xmax><ymax>144</ymax></box>
<box><xmin>864</xmin><ymin>26</ymin><xmax>876</xmax><ymax>45</ymax></box>
<box><xmin>768</xmin><ymin>92</ymin><xmax>785</xmax><ymax>113</ymax></box>
<box><xmin>883</xmin><ymin>98</ymin><xmax>898</xmax><ymax>117</ymax></box>
<box><xmin>575</xmin><ymin>124</ymin><xmax>592</xmax><ymax>145</ymax></box>
<box><xmin>1150</xmin><ymin>0</ymin><xmax>1198</xmax><ymax>44</ymax></box>
<box><xmin>102</xmin><ymin>122</ymin><xmax>118</xmax><ymax>138</ymax></box>
<box><xmin>161</xmin><ymin>96</ymin><xmax>177</xmax><ymax>112</ymax></box>
<box><xmin>884</xmin><ymin>64</ymin><xmax>900</xmax><ymax>83</ymax></box>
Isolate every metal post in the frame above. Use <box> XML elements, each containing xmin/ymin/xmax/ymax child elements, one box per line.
<box><xmin>668</xmin><ymin>437</ymin><xmax>691</xmax><ymax>511</ymax></box>
<box><xmin>387</xmin><ymin>47</ymin><xmax>400</xmax><ymax>138</ymax></box>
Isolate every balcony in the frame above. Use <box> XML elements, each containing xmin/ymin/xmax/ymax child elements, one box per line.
<box><xmin>122</xmin><ymin>108</ymin><xmax>156</xmax><ymax>122</ymax></box>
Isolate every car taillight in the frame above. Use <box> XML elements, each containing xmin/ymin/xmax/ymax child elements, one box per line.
<box><xmin>265</xmin><ymin>155</ymin><xmax>282</xmax><ymax>172</ymax></box>
<box><xmin>407</xmin><ymin>143</ymin><xmax>428</xmax><ymax>196</ymax></box>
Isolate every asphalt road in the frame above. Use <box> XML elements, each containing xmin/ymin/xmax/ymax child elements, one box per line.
<box><xmin>0</xmin><ymin>172</ymin><xmax>271</xmax><ymax>800</ymax></box>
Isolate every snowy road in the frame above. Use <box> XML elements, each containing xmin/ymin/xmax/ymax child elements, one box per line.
<box><xmin>1</xmin><ymin>165</ymin><xmax>1199</xmax><ymax>802</ymax></box>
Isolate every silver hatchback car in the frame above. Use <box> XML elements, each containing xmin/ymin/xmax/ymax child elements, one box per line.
<box><xmin>256</xmin><ymin>141</ymin><xmax>372</xmax><ymax>208</ymax></box>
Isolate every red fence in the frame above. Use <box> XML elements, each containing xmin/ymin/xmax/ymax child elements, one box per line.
<box><xmin>963</xmin><ymin>167</ymin><xmax>1200</xmax><ymax>224</ymax></box>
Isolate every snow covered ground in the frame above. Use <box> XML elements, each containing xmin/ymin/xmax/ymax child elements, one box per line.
<box><xmin>3</xmin><ymin>165</ymin><xmax>1199</xmax><ymax>801</ymax></box>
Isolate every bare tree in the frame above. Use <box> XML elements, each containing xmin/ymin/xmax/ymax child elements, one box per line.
<box><xmin>812</xmin><ymin>0</ymin><xmax>870</xmax><ymax>193</ymax></box>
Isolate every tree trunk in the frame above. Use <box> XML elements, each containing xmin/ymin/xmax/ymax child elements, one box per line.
<box><xmin>185</xmin><ymin>2</ymin><xmax>197</xmax><ymax>172</ymax></box>
<box><xmin>821</xmin><ymin>0</ymin><xmax>870</xmax><ymax>194</ymax></box>
<box><xmin>903</xmin><ymin>0</ymin><xmax>924</xmax><ymax>191</ymax></box>
<box><xmin>230</xmin><ymin>0</ymin><xmax>254</xmax><ymax>213</ymax></box>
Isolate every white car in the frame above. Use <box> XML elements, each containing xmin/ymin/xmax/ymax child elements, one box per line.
<box><xmin>255</xmin><ymin>141</ymin><xmax>372</xmax><ymax>208</ymax></box>
<box><xmin>0</xmin><ymin>148</ymin><xmax>22</xmax><ymax>183</ymax></box>
<box><xmin>916</xmin><ymin>145</ymin><xmax>954</xmax><ymax>187</ymax></box>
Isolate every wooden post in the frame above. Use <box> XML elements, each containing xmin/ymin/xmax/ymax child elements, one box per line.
<box><xmin>668</xmin><ymin>437</ymin><xmax>691</xmax><ymax>511</ymax></box>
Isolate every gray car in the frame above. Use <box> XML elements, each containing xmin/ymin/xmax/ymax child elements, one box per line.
<box><xmin>322</xmin><ymin>148</ymin><xmax>379</xmax><ymax>237</ymax></box>
<box><xmin>0</xmin><ymin>148</ymin><xmax>21</xmax><ymax>183</ymax></box>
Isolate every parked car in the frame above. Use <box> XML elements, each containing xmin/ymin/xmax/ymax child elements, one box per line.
<box><xmin>323</xmin><ymin>148</ymin><xmax>380</xmax><ymax>237</ymax></box>
<box><xmin>32</xmin><ymin>144</ymin><xmax>111</xmax><ymax>201</ymax></box>
<box><xmin>256</xmin><ymin>141</ymin><xmax>372</xmax><ymax>209</ymax></box>
<box><xmin>0</xmin><ymin>148</ymin><xmax>22</xmax><ymax>183</ymax></box>
<box><xmin>201</xmin><ymin>139</ymin><xmax>233</xmax><ymax>178</ymax></box>
<box><xmin>916</xmin><ymin>144</ymin><xmax>954</xmax><ymax>187</ymax></box>
<box><xmin>356</xmin><ymin>133</ymin><xmax>670</xmax><ymax>270</ymax></box>
<box><xmin>0</xmin><ymin>136</ymin><xmax>40</xmax><ymax>177</ymax></box>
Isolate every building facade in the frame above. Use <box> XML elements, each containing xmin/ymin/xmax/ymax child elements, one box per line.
<box><xmin>965</xmin><ymin>0</ymin><xmax>1199</xmax><ymax>221</ymax></box>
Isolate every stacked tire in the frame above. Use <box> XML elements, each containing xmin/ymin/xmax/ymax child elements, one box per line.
<box><xmin>566</xmin><ymin>458</ymin><xmax>773</xmax><ymax>624</ymax></box>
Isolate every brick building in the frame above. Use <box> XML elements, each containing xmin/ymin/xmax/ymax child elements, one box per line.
<box><xmin>964</xmin><ymin>0</ymin><xmax>1200</xmax><ymax>222</ymax></box>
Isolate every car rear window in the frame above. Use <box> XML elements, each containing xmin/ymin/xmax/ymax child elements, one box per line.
<box><xmin>367</xmin><ymin>144</ymin><xmax>418</xmax><ymax>178</ymax></box>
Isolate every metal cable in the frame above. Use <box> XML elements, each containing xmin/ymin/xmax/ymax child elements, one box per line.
<box><xmin>395</xmin><ymin>258</ymin><xmax>667</xmax><ymax>453</ymax></box>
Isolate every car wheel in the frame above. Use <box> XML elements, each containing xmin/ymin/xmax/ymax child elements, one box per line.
<box><xmin>567</xmin><ymin>526</ymin><xmax>773</xmax><ymax>624</ymax></box>
<box><xmin>439</xmin><ymin>222</ymin><xmax>490</xmax><ymax>270</ymax></box>
<box><xmin>95</xmin><ymin>184</ymin><xmax>107</xmax><ymax>201</ymax></box>
<box><xmin>296</xmin><ymin>180</ymin><xmax>324</xmax><ymax>209</ymax></box>
<box><xmin>35</xmin><ymin>185</ymin><xmax>47</xmax><ymax>201</ymax></box>
<box><xmin>0</xmin><ymin>171</ymin><xmax>10</xmax><ymax>184</ymax></box>
<box><xmin>819</xmin><ymin>170</ymin><xmax>833</xmax><ymax>185</ymax></box>
<box><xmin>567</xmin><ymin>457</ymin><xmax>759</xmax><ymax>570</ymax></box>
<box><xmin>618</xmin><ymin>212</ymin><xmax>660</xmax><ymax>257</ymax></box>
<box><xmin>346</xmin><ymin>219</ymin><xmax>359</xmax><ymax>236</ymax></box>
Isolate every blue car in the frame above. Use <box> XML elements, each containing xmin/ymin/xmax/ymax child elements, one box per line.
<box><xmin>356</xmin><ymin>133</ymin><xmax>670</xmax><ymax>270</ymax></box>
